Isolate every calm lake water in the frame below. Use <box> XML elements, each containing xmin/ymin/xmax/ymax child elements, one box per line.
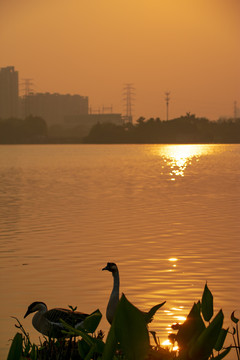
<box><xmin>0</xmin><ymin>144</ymin><xmax>239</xmax><ymax>359</ymax></box>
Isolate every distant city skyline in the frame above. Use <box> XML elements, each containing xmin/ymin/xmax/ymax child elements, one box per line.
<box><xmin>0</xmin><ymin>65</ymin><xmax>239</xmax><ymax>124</ymax></box>
<box><xmin>13</xmin><ymin>66</ymin><xmax>240</xmax><ymax>121</ymax></box>
<box><xmin>17</xmin><ymin>71</ymin><xmax>240</xmax><ymax>121</ymax></box>
<box><xmin>15</xmin><ymin>67</ymin><xmax>240</xmax><ymax>121</ymax></box>
<box><xmin>0</xmin><ymin>0</ymin><xmax>240</xmax><ymax>120</ymax></box>
<box><xmin>0</xmin><ymin>66</ymin><xmax>125</xmax><ymax>130</ymax></box>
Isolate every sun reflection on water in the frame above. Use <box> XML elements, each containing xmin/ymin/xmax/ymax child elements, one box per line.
<box><xmin>151</xmin><ymin>144</ymin><xmax>214</xmax><ymax>179</ymax></box>
<box><xmin>162</xmin><ymin>339</ymin><xmax>179</xmax><ymax>352</ymax></box>
<box><xmin>168</xmin><ymin>257</ymin><xmax>178</xmax><ymax>270</ymax></box>
<box><xmin>161</xmin><ymin>307</ymin><xmax>187</xmax><ymax>353</ymax></box>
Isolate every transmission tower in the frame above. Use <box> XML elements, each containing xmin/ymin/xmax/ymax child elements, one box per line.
<box><xmin>165</xmin><ymin>91</ymin><xmax>170</xmax><ymax>121</ymax></box>
<box><xmin>123</xmin><ymin>84</ymin><xmax>135</xmax><ymax>124</ymax></box>
<box><xmin>234</xmin><ymin>101</ymin><xmax>237</xmax><ymax>120</ymax></box>
<box><xmin>21</xmin><ymin>79</ymin><xmax>34</xmax><ymax>117</ymax></box>
<box><xmin>21</xmin><ymin>78</ymin><xmax>34</xmax><ymax>97</ymax></box>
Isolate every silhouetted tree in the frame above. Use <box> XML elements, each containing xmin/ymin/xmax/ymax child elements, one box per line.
<box><xmin>83</xmin><ymin>115</ymin><xmax>240</xmax><ymax>144</ymax></box>
<box><xmin>24</xmin><ymin>115</ymin><xmax>48</xmax><ymax>139</ymax></box>
<box><xmin>83</xmin><ymin>122</ymin><xmax>126</xmax><ymax>143</ymax></box>
<box><xmin>0</xmin><ymin>116</ymin><xmax>48</xmax><ymax>143</ymax></box>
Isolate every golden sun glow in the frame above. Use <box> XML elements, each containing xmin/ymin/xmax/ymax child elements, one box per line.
<box><xmin>162</xmin><ymin>145</ymin><xmax>206</xmax><ymax>178</ymax></box>
<box><xmin>174</xmin><ymin>315</ymin><xmax>187</xmax><ymax>322</ymax></box>
<box><xmin>162</xmin><ymin>339</ymin><xmax>179</xmax><ymax>352</ymax></box>
<box><xmin>160</xmin><ymin>144</ymin><xmax>211</xmax><ymax>160</ymax></box>
<box><xmin>151</xmin><ymin>144</ymin><xmax>215</xmax><ymax>179</ymax></box>
<box><xmin>162</xmin><ymin>339</ymin><xmax>172</xmax><ymax>347</ymax></box>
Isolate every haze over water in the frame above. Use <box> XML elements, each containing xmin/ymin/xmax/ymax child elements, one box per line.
<box><xmin>0</xmin><ymin>144</ymin><xmax>239</xmax><ymax>358</ymax></box>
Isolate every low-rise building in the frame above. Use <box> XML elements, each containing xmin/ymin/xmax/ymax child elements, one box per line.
<box><xmin>20</xmin><ymin>92</ymin><xmax>88</xmax><ymax>125</ymax></box>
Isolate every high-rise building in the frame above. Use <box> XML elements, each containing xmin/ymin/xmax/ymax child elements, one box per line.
<box><xmin>0</xmin><ymin>66</ymin><xmax>19</xmax><ymax>119</ymax></box>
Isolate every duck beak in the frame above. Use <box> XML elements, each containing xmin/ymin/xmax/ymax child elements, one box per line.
<box><xmin>102</xmin><ymin>265</ymin><xmax>108</xmax><ymax>271</ymax></box>
<box><xmin>24</xmin><ymin>309</ymin><xmax>31</xmax><ymax>318</ymax></box>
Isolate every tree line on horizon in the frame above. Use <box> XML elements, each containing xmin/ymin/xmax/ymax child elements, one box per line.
<box><xmin>0</xmin><ymin>113</ymin><xmax>240</xmax><ymax>144</ymax></box>
<box><xmin>84</xmin><ymin>113</ymin><xmax>240</xmax><ymax>144</ymax></box>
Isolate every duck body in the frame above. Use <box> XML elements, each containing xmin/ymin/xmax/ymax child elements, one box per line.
<box><xmin>24</xmin><ymin>301</ymin><xmax>88</xmax><ymax>338</ymax></box>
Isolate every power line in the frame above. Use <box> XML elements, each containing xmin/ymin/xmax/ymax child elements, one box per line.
<box><xmin>102</xmin><ymin>105</ymin><xmax>113</xmax><ymax>113</ymax></box>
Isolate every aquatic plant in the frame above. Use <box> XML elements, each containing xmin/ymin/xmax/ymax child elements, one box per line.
<box><xmin>8</xmin><ymin>317</ymin><xmax>38</xmax><ymax>360</ymax></box>
<box><xmin>169</xmin><ymin>283</ymin><xmax>231</xmax><ymax>360</ymax></box>
<box><xmin>7</xmin><ymin>284</ymin><xmax>233</xmax><ymax>360</ymax></box>
<box><xmin>230</xmin><ymin>311</ymin><xmax>240</xmax><ymax>360</ymax></box>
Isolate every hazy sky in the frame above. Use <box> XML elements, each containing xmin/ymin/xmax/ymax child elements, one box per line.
<box><xmin>1</xmin><ymin>0</ymin><xmax>239</xmax><ymax>120</ymax></box>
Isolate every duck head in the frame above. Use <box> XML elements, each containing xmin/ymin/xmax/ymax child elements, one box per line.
<box><xmin>102</xmin><ymin>262</ymin><xmax>118</xmax><ymax>273</ymax></box>
<box><xmin>24</xmin><ymin>301</ymin><xmax>47</xmax><ymax>318</ymax></box>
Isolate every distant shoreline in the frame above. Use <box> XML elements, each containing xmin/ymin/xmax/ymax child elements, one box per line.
<box><xmin>1</xmin><ymin>141</ymin><xmax>240</xmax><ymax>145</ymax></box>
<box><xmin>1</xmin><ymin>115</ymin><xmax>240</xmax><ymax>144</ymax></box>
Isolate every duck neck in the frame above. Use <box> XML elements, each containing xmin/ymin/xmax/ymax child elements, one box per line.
<box><xmin>106</xmin><ymin>268</ymin><xmax>120</xmax><ymax>324</ymax></box>
<box><xmin>38</xmin><ymin>303</ymin><xmax>48</xmax><ymax>313</ymax></box>
<box><xmin>32</xmin><ymin>305</ymin><xmax>48</xmax><ymax>333</ymax></box>
<box><xmin>112</xmin><ymin>269</ymin><xmax>120</xmax><ymax>299</ymax></box>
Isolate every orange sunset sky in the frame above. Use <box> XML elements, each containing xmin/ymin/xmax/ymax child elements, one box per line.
<box><xmin>1</xmin><ymin>0</ymin><xmax>239</xmax><ymax>121</ymax></box>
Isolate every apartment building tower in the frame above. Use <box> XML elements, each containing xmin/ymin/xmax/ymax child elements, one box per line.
<box><xmin>0</xmin><ymin>66</ymin><xmax>19</xmax><ymax>119</ymax></box>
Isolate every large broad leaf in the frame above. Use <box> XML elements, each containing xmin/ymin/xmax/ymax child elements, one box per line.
<box><xmin>83</xmin><ymin>343</ymin><xmax>98</xmax><ymax>360</ymax></box>
<box><xmin>81</xmin><ymin>340</ymin><xmax>105</xmax><ymax>360</ymax></box>
<box><xmin>82</xmin><ymin>309</ymin><xmax>102</xmax><ymax>333</ymax></box>
<box><xmin>202</xmin><ymin>282</ymin><xmax>213</xmax><ymax>322</ymax></box>
<box><xmin>144</xmin><ymin>301</ymin><xmax>166</xmax><ymax>323</ymax></box>
<box><xmin>103</xmin><ymin>294</ymin><xmax>150</xmax><ymax>360</ymax></box>
<box><xmin>78</xmin><ymin>338</ymin><xmax>91</xmax><ymax>359</ymax></box>
<box><xmin>176</xmin><ymin>302</ymin><xmax>205</xmax><ymax>350</ymax></box>
<box><xmin>114</xmin><ymin>294</ymin><xmax>150</xmax><ymax>360</ymax></box>
<box><xmin>214</xmin><ymin>328</ymin><xmax>228</xmax><ymax>351</ymax></box>
<box><xmin>189</xmin><ymin>309</ymin><xmax>224</xmax><ymax>360</ymax></box>
<box><xmin>7</xmin><ymin>333</ymin><xmax>23</xmax><ymax>360</ymax></box>
<box><xmin>102</xmin><ymin>318</ymin><xmax>118</xmax><ymax>360</ymax></box>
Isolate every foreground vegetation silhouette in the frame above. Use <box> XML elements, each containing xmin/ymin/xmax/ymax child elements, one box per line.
<box><xmin>1</xmin><ymin>113</ymin><xmax>240</xmax><ymax>144</ymax></box>
<box><xmin>7</xmin><ymin>284</ymin><xmax>239</xmax><ymax>360</ymax></box>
